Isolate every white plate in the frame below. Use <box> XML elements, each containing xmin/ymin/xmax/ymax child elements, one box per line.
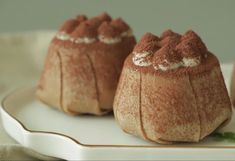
<box><xmin>0</xmin><ymin>64</ymin><xmax>235</xmax><ymax>160</ymax></box>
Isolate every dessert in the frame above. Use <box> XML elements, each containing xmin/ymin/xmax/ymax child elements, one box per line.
<box><xmin>114</xmin><ymin>30</ymin><xmax>232</xmax><ymax>143</ymax></box>
<box><xmin>231</xmin><ymin>67</ymin><xmax>235</xmax><ymax>107</ymax></box>
<box><xmin>36</xmin><ymin>13</ymin><xmax>136</xmax><ymax>115</ymax></box>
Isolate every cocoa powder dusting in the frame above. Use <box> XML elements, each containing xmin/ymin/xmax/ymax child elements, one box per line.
<box><xmin>134</xmin><ymin>42</ymin><xmax>159</xmax><ymax>53</ymax></box>
<box><xmin>76</xmin><ymin>15</ymin><xmax>87</xmax><ymax>22</ymax></box>
<box><xmin>160</xmin><ymin>29</ymin><xmax>181</xmax><ymax>39</ymax></box>
<box><xmin>59</xmin><ymin>19</ymin><xmax>78</xmax><ymax>33</ymax></box>
<box><xmin>98</xmin><ymin>22</ymin><xmax>121</xmax><ymax>37</ymax></box>
<box><xmin>86</xmin><ymin>17</ymin><xmax>103</xmax><ymax>28</ymax></box>
<box><xmin>133</xmin><ymin>29</ymin><xmax>209</xmax><ymax>70</ymax></box>
<box><xmin>132</xmin><ymin>32</ymin><xmax>160</xmax><ymax>53</ymax></box>
<box><xmin>111</xmin><ymin>18</ymin><xmax>130</xmax><ymax>32</ymax></box>
<box><xmin>176</xmin><ymin>30</ymin><xmax>207</xmax><ymax>58</ymax></box>
<box><xmin>139</xmin><ymin>32</ymin><xmax>160</xmax><ymax>43</ymax></box>
<box><xmin>153</xmin><ymin>45</ymin><xmax>182</xmax><ymax>65</ymax></box>
<box><xmin>57</xmin><ymin>13</ymin><xmax>133</xmax><ymax>41</ymax></box>
<box><xmin>71</xmin><ymin>22</ymin><xmax>97</xmax><ymax>38</ymax></box>
<box><xmin>98</xmin><ymin>12</ymin><xmax>112</xmax><ymax>22</ymax></box>
<box><xmin>160</xmin><ymin>34</ymin><xmax>181</xmax><ymax>47</ymax></box>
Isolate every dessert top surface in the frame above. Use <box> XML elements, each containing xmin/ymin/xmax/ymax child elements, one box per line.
<box><xmin>132</xmin><ymin>30</ymin><xmax>210</xmax><ymax>71</ymax></box>
<box><xmin>55</xmin><ymin>12</ymin><xmax>133</xmax><ymax>44</ymax></box>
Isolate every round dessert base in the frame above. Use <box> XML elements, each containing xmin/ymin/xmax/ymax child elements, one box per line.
<box><xmin>114</xmin><ymin>53</ymin><xmax>232</xmax><ymax>143</ymax></box>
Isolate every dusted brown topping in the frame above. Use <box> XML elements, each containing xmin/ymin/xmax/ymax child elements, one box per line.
<box><xmin>160</xmin><ymin>29</ymin><xmax>181</xmax><ymax>39</ymax></box>
<box><xmin>98</xmin><ymin>12</ymin><xmax>112</xmax><ymax>22</ymax></box>
<box><xmin>160</xmin><ymin>29</ymin><xmax>181</xmax><ymax>47</ymax></box>
<box><xmin>98</xmin><ymin>22</ymin><xmax>121</xmax><ymax>38</ymax></box>
<box><xmin>133</xmin><ymin>30</ymin><xmax>209</xmax><ymax>70</ymax></box>
<box><xmin>59</xmin><ymin>19</ymin><xmax>78</xmax><ymax>33</ymax></box>
<box><xmin>160</xmin><ymin>34</ymin><xmax>181</xmax><ymax>47</ymax></box>
<box><xmin>134</xmin><ymin>41</ymin><xmax>159</xmax><ymax>54</ymax></box>
<box><xmin>71</xmin><ymin>22</ymin><xmax>97</xmax><ymax>38</ymax></box>
<box><xmin>139</xmin><ymin>32</ymin><xmax>159</xmax><ymax>43</ymax></box>
<box><xmin>76</xmin><ymin>15</ymin><xmax>87</xmax><ymax>22</ymax></box>
<box><xmin>86</xmin><ymin>17</ymin><xmax>102</xmax><ymax>28</ymax></box>
<box><xmin>56</xmin><ymin>12</ymin><xmax>133</xmax><ymax>43</ymax></box>
<box><xmin>176</xmin><ymin>30</ymin><xmax>207</xmax><ymax>59</ymax></box>
<box><xmin>111</xmin><ymin>18</ymin><xmax>130</xmax><ymax>32</ymax></box>
<box><xmin>153</xmin><ymin>45</ymin><xmax>182</xmax><ymax>65</ymax></box>
<box><xmin>133</xmin><ymin>33</ymin><xmax>159</xmax><ymax>53</ymax></box>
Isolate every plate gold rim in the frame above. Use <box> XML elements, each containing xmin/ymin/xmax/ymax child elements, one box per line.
<box><xmin>1</xmin><ymin>87</ymin><xmax>235</xmax><ymax>149</ymax></box>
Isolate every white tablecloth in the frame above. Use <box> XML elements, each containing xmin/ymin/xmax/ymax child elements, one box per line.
<box><xmin>0</xmin><ymin>31</ymin><xmax>60</xmax><ymax>160</ymax></box>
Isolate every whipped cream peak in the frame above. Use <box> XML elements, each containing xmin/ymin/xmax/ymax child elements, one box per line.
<box><xmin>76</xmin><ymin>15</ymin><xmax>87</xmax><ymax>22</ymax></box>
<box><xmin>154</xmin><ymin>45</ymin><xmax>182</xmax><ymax>63</ymax></box>
<box><xmin>111</xmin><ymin>18</ymin><xmax>130</xmax><ymax>32</ymax></box>
<box><xmin>71</xmin><ymin>22</ymin><xmax>97</xmax><ymax>38</ymax></box>
<box><xmin>134</xmin><ymin>41</ymin><xmax>159</xmax><ymax>54</ymax></box>
<box><xmin>98</xmin><ymin>21</ymin><xmax>121</xmax><ymax>37</ymax></box>
<box><xmin>140</xmin><ymin>32</ymin><xmax>159</xmax><ymax>43</ymax></box>
<box><xmin>55</xmin><ymin>13</ymin><xmax>134</xmax><ymax>44</ymax></box>
<box><xmin>98</xmin><ymin>12</ymin><xmax>112</xmax><ymax>22</ymax></box>
<box><xmin>176</xmin><ymin>39</ymin><xmax>206</xmax><ymax>59</ymax></box>
<box><xmin>86</xmin><ymin>17</ymin><xmax>103</xmax><ymax>28</ymax></box>
<box><xmin>160</xmin><ymin>34</ymin><xmax>181</xmax><ymax>47</ymax></box>
<box><xmin>132</xmin><ymin>30</ymin><xmax>209</xmax><ymax>71</ymax></box>
<box><xmin>59</xmin><ymin>19</ymin><xmax>78</xmax><ymax>33</ymax></box>
<box><xmin>133</xmin><ymin>33</ymin><xmax>160</xmax><ymax>54</ymax></box>
<box><xmin>160</xmin><ymin>29</ymin><xmax>181</xmax><ymax>39</ymax></box>
<box><xmin>182</xmin><ymin>30</ymin><xmax>201</xmax><ymax>41</ymax></box>
<box><xmin>180</xmin><ymin>30</ymin><xmax>208</xmax><ymax>57</ymax></box>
